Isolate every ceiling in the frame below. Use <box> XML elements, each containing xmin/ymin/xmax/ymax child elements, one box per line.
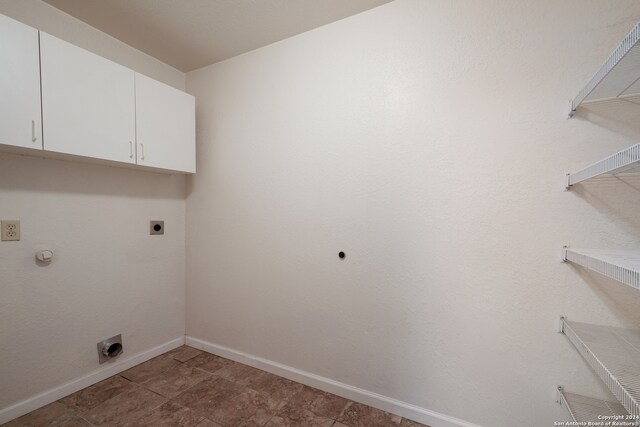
<box><xmin>43</xmin><ymin>0</ymin><xmax>393</xmax><ymax>72</ymax></box>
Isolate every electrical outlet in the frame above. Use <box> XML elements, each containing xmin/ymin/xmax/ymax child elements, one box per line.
<box><xmin>1</xmin><ymin>220</ymin><xmax>20</xmax><ymax>241</ymax></box>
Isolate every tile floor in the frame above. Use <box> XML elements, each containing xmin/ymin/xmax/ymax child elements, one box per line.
<box><xmin>5</xmin><ymin>346</ymin><xmax>429</xmax><ymax>427</ymax></box>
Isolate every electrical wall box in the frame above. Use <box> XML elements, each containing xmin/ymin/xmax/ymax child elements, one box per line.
<box><xmin>150</xmin><ymin>220</ymin><xmax>164</xmax><ymax>235</ymax></box>
<box><xmin>1</xmin><ymin>220</ymin><xmax>20</xmax><ymax>241</ymax></box>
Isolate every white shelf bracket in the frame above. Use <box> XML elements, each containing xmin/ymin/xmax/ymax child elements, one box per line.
<box><xmin>567</xmin><ymin>100</ymin><xmax>576</xmax><ymax>118</ymax></box>
<box><xmin>556</xmin><ymin>385</ymin><xmax>565</xmax><ymax>405</ymax></box>
<box><xmin>561</xmin><ymin>245</ymin><xmax>569</xmax><ymax>263</ymax></box>
<box><xmin>565</xmin><ymin>173</ymin><xmax>572</xmax><ymax>191</ymax></box>
<box><xmin>558</xmin><ymin>316</ymin><xmax>566</xmax><ymax>334</ymax></box>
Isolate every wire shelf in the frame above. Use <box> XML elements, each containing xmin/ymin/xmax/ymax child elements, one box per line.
<box><xmin>570</xmin><ymin>22</ymin><xmax>640</xmax><ymax>116</ymax></box>
<box><xmin>564</xmin><ymin>248</ymin><xmax>640</xmax><ymax>291</ymax></box>
<box><xmin>558</xmin><ymin>387</ymin><xmax>628</xmax><ymax>423</ymax></box>
<box><xmin>561</xmin><ymin>319</ymin><xmax>640</xmax><ymax>416</ymax></box>
<box><xmin>567</xmin><ymin>143</ymin><xmax>640</xmax><ymax>187</ymax></box>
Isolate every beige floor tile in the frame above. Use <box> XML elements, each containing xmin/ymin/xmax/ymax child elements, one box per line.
<box><xmin>337</xmin><ymin>402</ymin><xmax>402</xmax><ymax>427</ymax></box>
<box><xmin>234</xmin><ymin>420</ymin><xmax>265</xmax><ymax>427</ymax></box>
<box><xmin>3</xmin><ymin>402</ymin><xmax>74</xmax><ymax>427</ymax></box>
<box><xmin>84</xmin><ymin>386</ymin><xmax>166</xmax><ymax>426</ymax></box>
<box><xmin>135</xmin><ymin>401</ymin><xmax>205</xmax><ymax>426</ymax></box>
<box><xmin>59</xmin><ymin>376</ymin><xmax>135</xmax><ymax>412</ymax></box>
<box><xmin>166</xmin><ymin>345</ymin><xmax>204</xmax><ymax>363</ymax></box>
<box><xmin>185</xmin><ymin>353</ymin><xmax>234</xmax><ymax>374</ymax></box>
<box><xmin>140</xmin><ymin>363</ymin><xmax>212</xmax><ymax>398</ymax></box>
<box><xmin>194</xmin><ymin>419</ymin><xmax>224</xmax><ymax>427</ymax></box>
<box><xmin>172</xmin><ymin>376</ymin><xmax>244</xmax><ymax>420</ymax></box>
<box><xmin>10</xmin><ymin>350</ymin><xmax>417</xmax><ymax>427</ymax></box>
<box><xmin>246</xmin><ymin>372</ymin><xmax>304</xmax><ymax>401</ymax></box>
<box><xmin>265</xmin><ymin>408</ymin><xmax>335</xmax><ymax>426</ymax></box>
<box><xmin>213</xmin><ymin>362</ymin><xmax>268</xmax><ymax>386</ymax></box>
<box><xmin>120</xmin><ymin>355</ymin><xmax>180</xmax><ymax>384</ymax></box>
<box><xmin>58</xmin><ymin>416</ymin><xmax>93</xmax><ymax>426</ymax></box>
<box><xmin>204</xmin><ymin>387</ymin><xmax>285</xmax><ymax>426</ymax></box>
<box><xmin>278</xmin><ymin>385</ymin><xmax>349</xmax><ymax>420</ymax></box>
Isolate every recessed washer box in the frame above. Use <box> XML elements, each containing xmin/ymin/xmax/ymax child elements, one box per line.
<box><xmin>97</xmin><ymin>334</ymin><xmax>123</xmax><ymax>364</ymax></box>
<box><xmin>150</xmin><ymin>220</ymin><xmax>164</xmax><ymax>235</ymax></box>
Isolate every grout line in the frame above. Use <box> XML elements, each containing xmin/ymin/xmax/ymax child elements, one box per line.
<box><xmin>76</xmin><ymin>411</ymin><xmax>97</xmax><ymax>427</ymax></box>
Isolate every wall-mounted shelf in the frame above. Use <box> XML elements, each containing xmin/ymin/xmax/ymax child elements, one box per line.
<box><xmin>560</xmin><ymin>20</ymin><xmax>640</xmax><ymax>423</ymax></box>
<box><xmin>569</xmin><ymin>22</ymin><xmax>640</xmax><ymax>117</ymax></box>
<box><xmin>561</xmin><ymin>318</ymin><xmax>640</xmax><ymax>416</ymax></box>
<box><xmin>566</xmin><ymin>143</ymin><xmax>640</xmax><ymax>188</ymax></box>
<box><xmin>557</xmin><ymin>387</ymin><xmax>628</xmax><ymax>423</ymax></box>
<box><xmin>563</xmin><ymin>248</ymin><xmax>640</xmax><ymax>291</ymax></box>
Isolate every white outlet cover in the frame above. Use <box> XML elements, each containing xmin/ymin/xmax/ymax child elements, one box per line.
<box><xmin>1</xmin><ymin>220</ymin><xmax>20</xmax><ymax>241</ymax></box>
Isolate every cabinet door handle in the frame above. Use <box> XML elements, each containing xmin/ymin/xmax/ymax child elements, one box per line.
<box><xmin>31</xmin><ymin>120</ymin><xmax>37</xmax><ymax>142</ymax></box>
<box><xmin>140</xmin><ymin>143</ymin><xmax>145</xmax><ymax>160</ymax></box>
<box><xmin>129</xmin><ymin>141</ymin><xmax>134</xmax><ymax>159</ymax></box>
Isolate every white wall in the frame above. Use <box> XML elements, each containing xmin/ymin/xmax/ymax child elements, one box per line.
<box><xmin>0</xmin><ymin>0</ymin><xmax>187</xmax><ymax>412</ymax></box>
<box><xmin>185</xmin><ymin>1</ymin><xmax>640</xmax><ymax>426</ymax></box>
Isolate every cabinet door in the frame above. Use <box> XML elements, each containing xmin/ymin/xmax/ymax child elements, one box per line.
<box><xmin>135</xmin><ymin>73</ymin><xmax>195</xmax><ymax>173</ymax></box>
<box><xmin>0</xmin><ymin>14</ymin><xmax>42</xmax><ymax>149</ymax></box>
<box><xmin>40</xmin><ymin>32</ymin><xmax>136</xmax><ymax>163</ymax></box>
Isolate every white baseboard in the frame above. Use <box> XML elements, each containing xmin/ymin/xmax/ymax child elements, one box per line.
<box><xmin>2</xmin><ymin>335</ymin><xmax>482</xmax><ymax>427</ymax></box>
<box><xmin>0</xmin><ymin>337</ymin><xmax>184</xmax><ymax>425</ymax></box>
<box><xmin>185</xmin><ymin>336</ymin><xmax>481</xmax><ymax>427</ymax></box>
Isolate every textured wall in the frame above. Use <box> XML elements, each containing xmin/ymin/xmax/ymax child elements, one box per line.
<box><xmin>185</xmin><ymin>1</ymin><xmax>640</xmax><ymax>425</ymax></box>
<box><xmin>0</xmin><ymin>0</ymin><xmax>187</xmax><ymax>410</ymax></box>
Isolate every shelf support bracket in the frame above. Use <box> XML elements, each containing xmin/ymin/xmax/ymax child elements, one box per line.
<box><xmin>558</xmin><ymin>316</ymin><xmax>566</xmax><ymax>334</ymax></box>
<box><xmin>567</xmin><ymin>100</ymin><xmax>576</xmax><ymax>118</ymax></box>
<box><xmin>565</xmin><ymin>173</ymin><xmax>572</xmax><ymax>191</ymax></box>
<box><xmin>556</xmin><ymin>385</ymin><xmax>564</xmax><ymax>405</ymax></box>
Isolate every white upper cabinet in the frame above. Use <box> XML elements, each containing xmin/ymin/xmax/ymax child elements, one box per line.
<box><xmin>40</xmin><ymin>32</ymin><xmax>136</xmax><ymax>164</ymax></box>
<box><xmin>135</xmin><ymin>73</ymin><xmax>196</xmax><ymax>173</ymax></box>
<box><xmin>0</xmin><ymin>15</ymin><xmax>42</xmax><ymax>150</ymax></box>
<box><xmin>0</xmin><ymin>13</ymin><xmax>195</xmax><ymax>174</ymax></box>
